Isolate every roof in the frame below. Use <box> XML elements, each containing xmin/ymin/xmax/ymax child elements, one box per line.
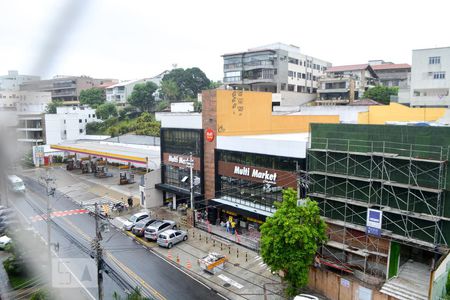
<box><xmin>326</xmin><ymin>64</ymin><xmax>369</xmax><ymax>73</ymax></box>
<box><xmin>222</xmin><ymin>48</ymin><xmax>276</xmax><ymax>57</ymax></box>
<box><xmin>351</xmin><ymin>99</ymin><xmax>383</xmax><ymax>106</ymax></box>
<box><xmin>107</xmin><ymin>78</ymin><xmax>149</xmax><ymax>89</ymax></box>
<box><xmin>50</xmin><ymin>141</ymin><xmax>160</xmax><ymax>168</ymax></box>
<box><xmin>371</xmin><ymin>63</ymin><xmax>411</xmax><ymax>71</ymax></box>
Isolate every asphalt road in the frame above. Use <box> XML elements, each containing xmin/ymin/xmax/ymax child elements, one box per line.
<box><xmin>10</xmin><ymin>176</ymin><xmax>223</xmax><ymax>300</ymax></box>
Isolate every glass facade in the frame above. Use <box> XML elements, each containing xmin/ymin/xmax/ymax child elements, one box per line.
<box><xmin>164</xmin><ymin>165</ymin><xmax>201</xmax><ymax>194</ymax></box>
<box><xmin>161</xmin><ymin>128</ymin><xmax>202</xmax><ymax>156</ymax></box>
<box><xmin>160</xmin><ymin>128</ymin><xmax>204</xmax><ymax>197</ymax></box>
<box><xmin>216</xmin><ymin>150</ymin><xmax>303</xmax><ymax>211</ymax></box>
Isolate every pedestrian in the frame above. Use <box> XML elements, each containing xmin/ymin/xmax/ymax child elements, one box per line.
<box><xmin>127</xmin><ymin>197</ymin><xmax>133</xmax><ymax>208</ymax></box>
<box><xmin>226</xmin><ymin>220</ymin><xmax>230</xmax><ymax>233</ymax></box>
<box><xmin>231</xmin><ymin>221</ymin><xmax>236</xmax><ymax>235</ymax></box>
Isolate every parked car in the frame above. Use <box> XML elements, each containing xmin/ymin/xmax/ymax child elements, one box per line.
<box><xmin>157</xmin><ymin>229</ymin><xmax>188</xmax><ymax>248</ymax></box>
<box><xmin>0</xmin><ymin>209</ymin><xmax>15</xmax><ymax>218</ymax></box>
<box><xmin>123</xmin><ymin>212</ymin><xmax>149</xmax><ymax>231</ymax></box>
<box><xmin>132</xmin><ymin>218</ymin><xmax>159</xmax><ymax>237</ymax></box>
<box><xmin>144</xmin><ymin>220</ymin><xmax>176</xmax><ymax>241</ymax></box>
<box><xmin>0</xmin><ymin>235</ymin><xmax>11</xmax><ymax>249</ymax></box>
<box><xmin>294</xmin><ymin>294</ymin><xmax>319</xmax><ymax>300</ymax></box>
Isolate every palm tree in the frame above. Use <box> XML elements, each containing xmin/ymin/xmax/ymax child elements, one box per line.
<box><xmin>160</xmin><ymin>79</ymin><xmax>180</xmax><ymax>102</ymax></box>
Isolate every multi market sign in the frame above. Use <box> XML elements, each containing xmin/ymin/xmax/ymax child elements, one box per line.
<box><xmin>233</xmin><ymin>166</ymin><xmax>278</xmax><ymax>184</ymax></box>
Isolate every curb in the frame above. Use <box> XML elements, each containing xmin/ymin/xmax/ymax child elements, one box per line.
<box><xmin>115</xmin><ymin>225</ymin><xmax>231</xmax><ymax>300</ymax></box>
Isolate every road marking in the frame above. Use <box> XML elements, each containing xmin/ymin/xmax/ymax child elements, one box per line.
<box><xmin>30</xmin><ymin>209</ymin><xmax>89</xmax><ymax>222</ymax></box>
<box><xmin>217</xmin><ymin>274</ymin><xmax>244</xmax><ymax>289</ymax></box>
<box><xmin>106</xmin><ymin>252</ymin><xmax>167</xmax><ymax>300</ymax></box>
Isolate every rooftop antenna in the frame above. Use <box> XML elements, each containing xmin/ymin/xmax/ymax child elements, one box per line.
<box><xmin>172</xmin><ymin>63</ymin><xmax>178</xmax><ymax>69</ymax></box>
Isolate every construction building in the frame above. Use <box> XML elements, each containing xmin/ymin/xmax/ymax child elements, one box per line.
<box><xmin>307</xmin><ymin>123</ymin><xmax>450</xmax><ymax>300</ymax></box>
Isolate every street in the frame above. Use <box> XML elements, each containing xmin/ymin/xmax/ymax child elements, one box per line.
<box><xmin>9</xmin><ymin>175</ymin><xmax>224</xmax><ymax>300</ymax></box>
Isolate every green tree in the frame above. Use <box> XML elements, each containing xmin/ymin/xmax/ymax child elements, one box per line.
<box><xmin>209</xmin><ymin>80</ymin><xmax>222</xmax><ymax>89</ymax></box>
<box><xmin>155</xmin><ymin>100</ymin><xmax>170</xmax><ymax>112</ymax></box>
<box><xmin>96</xmin><ymin>102</ymin><xmax>118</xmax><ymax>120</ymax></box>
<box><xmin>79</xmin><ymin>88</ymin><xmax>106</xmax><ymax>108</ymax></box>
<box><xmin>160</xmin><ymin>79</ymin><xmax>180</xmax><ymax>101</ymax></box>
<box><xmin>45</xmin><ymin>100</ymin><xmax>64</xmax><ymax>114</ymax></box>
<box><xmin>260</xmin><ymin>189</ymin><xmax>327</xmax><ymax>295</ymax></box>
<box><xmin>363</xmin><ymin>85</ymin><xmax>398</xmax><ymax>105</ymax></box>
<box><xmin>128</xmin><ymin>82</ymin><xmax>158</xmax><ymax>112</ymax></box>
<box><xmin>162</xmin><ymin>67</ymin><xmax>210</xmax><ymax>99</ymax></box>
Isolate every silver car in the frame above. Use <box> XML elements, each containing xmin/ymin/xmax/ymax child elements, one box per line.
<box><xmin>132</xmin><ymin>218</ymin><xmax>158</xmax><ymax>237</ymax></box>
<box><xmin>123</xmin><ymin>212</ymin><xmax>149</xmax><ymax>231</ymax></box>
<box><xmin>157</xmin><ymin>229</ymin><xmax>188</xmax><ymax>248</ymax></box>
<box><xmin>144</xmin><ymin>220</ymin><xmax>176</xmax><ymax>241</ymax></box>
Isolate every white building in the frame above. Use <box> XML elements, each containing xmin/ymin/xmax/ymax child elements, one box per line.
<box><xmin>223</xmin><ymin>43</ymin><xmax>331</xmax><ymax>105</ymax></box>
<box><xmin>0</xmin><ymin>91</ymin><xmax>51</xmax><ymax>112</ymax></box>
<box><xmin>410</xmin><ymin>46</ymin><xmax>450</xmax><ymax>107</ymax></box>
<box><xmin>106</xmin><ymin>71</ymin><xmax>169</xmax><ymax>105</ymax></box>
<box><xmin>0</xmin><ymin>70</ymin><xmax>40</xmax><ymax>91</ymax></box>
<box><xmin>44</xmin><ymin>106</ymin><xmax>98</xmax><ymax>144</ymax></box>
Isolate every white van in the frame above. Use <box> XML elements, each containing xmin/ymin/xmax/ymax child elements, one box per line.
<box><xmin>7</xmin><ymin>175</ymin><xmax>25</xmax><ymax>193</ymax></box>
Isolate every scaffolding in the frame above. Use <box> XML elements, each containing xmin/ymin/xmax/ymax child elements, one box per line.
<box><xmin>307</xmin><ymin>136</ymin><xmax>450</xmax><ymax>278</ymax></box>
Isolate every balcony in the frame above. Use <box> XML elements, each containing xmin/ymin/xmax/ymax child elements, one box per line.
<box><xmin>318</xmin><ymin>88</ymin><xmax>348</xmax><ymax>94</ymax></box>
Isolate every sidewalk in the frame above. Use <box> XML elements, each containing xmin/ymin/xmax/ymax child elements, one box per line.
<box><xmin>116</xmin><ymin>206</ymin><xmax>285</xmax><ymax>300</ymax></box>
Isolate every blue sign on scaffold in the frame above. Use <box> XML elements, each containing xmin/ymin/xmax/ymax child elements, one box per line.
<box><xmin>366</xmin><ymin>209</ymin><xmax>382</xmax><ymax>237</ymax></box>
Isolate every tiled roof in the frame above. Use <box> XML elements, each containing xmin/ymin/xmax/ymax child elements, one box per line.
<box><xmin>326</xmin><ymin>64</ymin><xmax>369</xmax><ymax>73</ymax></box>
<box><xmin>371</xmin><ymin>63</ymin><xmax>411</xmax><ymax>70</ymax></box>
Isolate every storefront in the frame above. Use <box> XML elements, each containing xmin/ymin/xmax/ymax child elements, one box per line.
<box><xmin>207</xmin><ymin>149</ymin><xmax>305</xmax><ymax>233</ymax></box>
<box><xmin>156</xmin><ymin>128</ymin><xmax>204</xmax><ymax>209</ymax></box>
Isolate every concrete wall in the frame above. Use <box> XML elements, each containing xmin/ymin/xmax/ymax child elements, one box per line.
<box><xmin>308</xmin><ymin>268</ymin><xmax>393</xmax><ymax>300</ymax></box>
<box><xmin>357</xmin><ymin>103</ymin><xmax>446</xmax><ymax>124</ymax></box>
<box><xmin>279</xmin><ymin>91</ymin><xmax>316</xmax><ymax>106</ymax></box>
<box><xmin>141</xmin><ymin>169</ymin><xmax>163</xmax><ymax>209</ymax></box>
<box><xmin>215</xmin><ymin>90</ymin><xmax>339</xmax><ymax>136</ymax></box>
<box><xmin>202</xmin><ymin>90</ymin><xmax>217</xmax><ymax>200</ymax></box>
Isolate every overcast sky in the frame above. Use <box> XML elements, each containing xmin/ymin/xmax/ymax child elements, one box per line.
<box><xmin>1</xmin><ymin>0</ymin><xmax>449</xmax><ymax>81</ymax></box>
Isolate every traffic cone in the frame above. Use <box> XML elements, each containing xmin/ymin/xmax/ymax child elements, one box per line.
<box><xmin>176</xmin><ymin>254</ymin><xmax>180</xmax><ymax>264</ymax></box>
<box><xmin>167</xmin><ymin>250</ymin><xmax>173</xmax><ymax>260</ymax></box>
<box><xmin>186</xmin><ymin>259</ymin><xmax>192</xmax><ymax>270</ymax></box>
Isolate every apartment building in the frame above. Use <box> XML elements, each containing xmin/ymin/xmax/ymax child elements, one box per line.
<box><xmin>317</xmin><ymin>64</ymin><xmax>378</xmax><ymax>104</ymax></box>
<box><xmin>369</xmin><ymin>61</ymin><xmax>411</xmax><ymax>88</ymax></box>
<box><xmin>410</xmin><ymin>46</ymin><xmax>450</xmax><ymax>107</ymax></box>
<box><xmin>44</xmin><ymin>106</ymin><xmax>98</xmax><ymax>144</ymax></box>
<box><xmin>0</xmin><ymin>70</ymin><xmax>40</xmax><ymax>91</ymax></box>
<box><xmin>106</xmin><ymin>71</ymin><xmax>168</xmax><ymax>105</ymax></box>
<box><xmin>222</xmin><ymin>43</ymin><xmax>331</xmax><ymax>104</ymax></box>
<box><xmin>20</xmin><ymin>75</ymin><xmax>117</xmax><ymax>104</ymax></box>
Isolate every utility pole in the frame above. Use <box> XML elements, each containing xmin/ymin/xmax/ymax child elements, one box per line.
<box><xmin>94</xmin><ymin>203</ymin><xmax>104</xmax><ymax>300</ymax></box>
<box><xmin>186</xmin><ymin>153</ymin><xmax>195</xmax><ymax>226</ymax></box>
<box><xmin>41</xmin><ymin>171</ymin><xmax>55</xmax><ymax>280</ymax></box>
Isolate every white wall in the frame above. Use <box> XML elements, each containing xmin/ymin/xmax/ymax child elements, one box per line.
<box><xmin>273</xmin><ymin>105</ymin><xmax>368</xmax><ymax>123</ymax></box>
<box><xmin>171</xmin><ymin>102</ymin><xmax>194</xmax><ymax>112</ymax></box>
<box><xmin>45</xmin><ymin>106</ymin><xmax>99</xmax><ymax>144</ymax></box>
<box><xmin>156</xmin><ymin>112</ymin><xmax>202</xmax><ymax>129</ymax></box>
<box><xmin>217</xmin><ymin>133</ymin><xmax>309</xmax><ymax>158</ymax></box>
<box><xmin>411</xmin><ymin>47</ymin><xmax>450</xmax><ymax>107</ymax></box>
<box><xmin>140</xmin><ymin>169</ymin><xmax>163</xmax><ymax>209</ymax></box>
<box><xmin>0</xmin><ymin>91</ymin><xmax>51</xmax><ymax>113</ymax></box>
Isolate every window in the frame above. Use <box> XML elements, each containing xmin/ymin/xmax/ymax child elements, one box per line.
<box><xmin>302</xmin><ymin>73</ymin><xmax>306</xmax><ymax>79</ymax></box>
<box><xmin>64</xmin><ymin>120</ymin><xmax>66</xmax><ymax>124</ymax></box>
<box><xmin>92</xmin><ymin>114</ymin><xmax>96</xmax><ymax>118</ymax></box>
<box><xmin>434</xmin><ymin>72</ymin><xmax>446</xmax><ymax>79</ymax></box>
<box><xmin>64</xmin><ymin>130</ymin><xmax>66</xmax><ymax>134</ymax></box>
<box><xmin>85</xmin><ymin>119</ymin><xmax>87</xmax><ymax>123</ymax></box>
<box><xmin>79</xmin><ymin>129</ymin><xmax>84</xmax><ymax>133</ymax></box>
<box><xmin>288</xmin><ymin>71</ymin><xmax>295</xmax><ymax>77</ymax></box>
<box><xmin>313</xmin><ymin>76</ymin><xmax>316</xmax><ymax>81</ymax></box>
<box><xmin>429</xmin><ymin>56</ymin><xmax>441</xmax><ymax>64</ymax></box>
<box><xmin>288</xmin><ymin>84</ymin><xmax>295</xmax><ymax>91</ymax></box>
<box><xmin>88</xmin><ymin>114</ymin><xmax>91</xmax><ymax>118</ymax></box>
<box><xmin>79</xmin><ymin>119</ymin><xmax>82</xmax><ymax>123</ymax></box>
<box><xmin>288</xmin><ymin>57</ymin><xmax>299</xmax><ymax>65</ymax></box>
